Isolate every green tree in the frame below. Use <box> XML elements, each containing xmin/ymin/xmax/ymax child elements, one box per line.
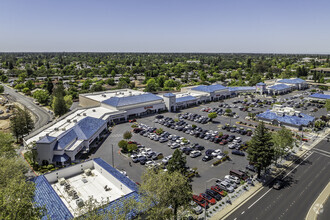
<box><xmin>22</xmin><ymin>87</ymin><xmax>30</xmax><ymax>95</ymax></box>
<box><xmin>90</xmin><ymin>84</ymin><xmax>104</xmax><ymax>92</ymax></box>
<box><xmin>325</xmin><ymin>99</ymin><xmax>330</xmax><ymax>111</ymax></box>
<box><xmin>33</xmin><ymin>90</ymin><xmax>49</xmax><ymax>105</ymax></box>
<box><xmin>123</xmin><ymin>131</ymin><xmax>132</xmax><ymax>140</ymax></box>
<box><xmin>0</xmin><ymin>132</ymin><xmax>15</xmax><ymax>157</ymax></box>
<box><xmin>247</xmin><ymin>122</ymin><xmax>274</xmax><ymax>178</ymax></box>
<box><xmin>10</xmin><ymin>107</ymin><xmax>34</xmax><ymax>142</ymax></box>
<box><xmin>208</xmin><ymin>112</ymin><xmax>217</xmax><ymax>121</ymax></box>
<box><xmin>225</xmin><ymin>108</ymin><xmax>232</xmax><ymax>114</ymax></box>
<box><xmin>164</xmin><ymin>79</ymin><xmax>177</xmax><ymax>88</ymax></box>
<box><xmin>0</xmin><ymin>85</ymin><xmax>4</xmax><ymax>93</ymax></box>
<box><xmin>52</xmin><ymin>95</ymin><xmax>68</xmax><ymax>117</ymax></box>
<box><xmin>272</xmin><ymin>127</ymin><xmax>295</xmax><ymax>163</ymax></box>
<box><xmin>64</xmin><ymin>95</ymin><xmax>73</xmax><ymax>109</ymax></box>
<box><xmin>127</xmin><ymin>143</ymin><xmax>138</xmax><ymax>152</ymax></box>
<box><xmin>118</xmin><ymin>140</ymin><xmax>128</xmax><ymax>152</ymax></box>
<box><xmin>139</xmin><ymin>169</ymin><xmax>192</xmax><ymax>219</ymax></box>
<box><xmin>46</xmin><ymin>78</ymin><xmax>54</xmax><ymax>94</ymax></box>
<box><xmin>167</xmin><ymin>149</ymin><xmax>187</xmax><ymax>175</ymax></box>
<box><xmin>25</xmin><ymin>80</ymin><xmax>35</xmax><ymax>90</ymax></box>
<box><xmin>145</xmin><ymin>78</ymin><xmax>158</xmax><ymax>92</ymax></box>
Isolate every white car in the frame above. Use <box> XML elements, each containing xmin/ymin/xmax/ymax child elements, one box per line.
<box><xmin>190</xmin><ymin>150</ymin><xmax>201</xmax><ymax>158</ymax></box>
<box><xmin>211</xmin><ymin>149</ymin><xmax>222</xmax><ymax>157</ymax></box>
<box><xmin>224</xmin><ymin>175</ymin><xmax>240</xmax><ymax>184</ymax></box>
<box><xmin>145</xmin><ymin>161</ymin><xmax>156</xmax><ymax>167</ymax></box>
<box><xmin>162</xmin><ymin>155</ymin><xmax>172</xmax><ymax>164</ymax></box>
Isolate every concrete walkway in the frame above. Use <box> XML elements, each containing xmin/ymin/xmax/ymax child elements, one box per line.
<box><xmin>305</xmin><ymin>182</ymin><xmax>330</xmax><ymax>220</ymax></box>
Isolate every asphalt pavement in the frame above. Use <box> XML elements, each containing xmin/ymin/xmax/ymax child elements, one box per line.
<box><xmin>3</xmin><ymin>84</ymin><xmax>52</xmax><ymax>130</ymax></box>
<box><xmin>223</xmin><ymin>139</ymin><xmax>330</xmax><ymax>220</ymax></box>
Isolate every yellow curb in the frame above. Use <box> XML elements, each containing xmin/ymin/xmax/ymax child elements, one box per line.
<box><xmin>305</xmin><ymin>182</ymin><xmax>330</xmax><ymax>220</ymax></box>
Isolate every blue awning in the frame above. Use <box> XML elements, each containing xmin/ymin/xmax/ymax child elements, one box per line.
<box><xmin>53</xmin><ymin>154</ymin><xmax>70</xmax><ymax>163</ymax></box>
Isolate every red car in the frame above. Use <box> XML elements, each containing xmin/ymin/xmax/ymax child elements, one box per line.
<box><xmin>211</xmin><ymin>185</ymin><xmax>227</xmax><ymax>197</ymax></box>
<box><xmin>200</xmin><ymin>193</ymin><xmax>216</xmax><ymax>205</ymax></box>
<box><xmin>302</xmin><ymin>138</ymin><xmax>308</xmax><ymax>142</ymax></box>
<box><xmin>129</xmin><ymin>119</ymin><xmax>136</xmax><ymax>123</ymax></box>
<box><xmin>219</xmin><ymin>140</ymin><xmax>228</xmax><ymax>145</ymax></box>
<box><xmin>192</xmin><ymin>195</ymin><xmax>209</xmax><ymax>208</ymax></box>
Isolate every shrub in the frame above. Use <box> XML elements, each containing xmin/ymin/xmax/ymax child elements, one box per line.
<box><xmin>213</xmin><ymin>160</ymin><xmax>222</xmax><ymax>166</ymax></box>
<box><xmin>123</xmin><ymin>131</ymin><xmax>132</xmax><ymax>140</ymax></box>
<box><xmin>131</xmin><ymin>124</ymin><xmax>138</xmax><ymax>128</ymax></box>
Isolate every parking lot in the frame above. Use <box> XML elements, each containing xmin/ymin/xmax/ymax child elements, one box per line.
<box><xmin>89</xmin><ymin>89</ymin><xmax>328</xmax><ymax>195</ymax></box>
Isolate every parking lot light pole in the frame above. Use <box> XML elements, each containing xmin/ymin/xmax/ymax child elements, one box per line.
<box><xmin>111</xmin><ymin>144</ymin><xmax>114</xmax><ymax>167</ymax></box>
<box><xmin>204</xmin><ymin>178</ymin><xmax>219</xmax><ymax>220</ymax></box>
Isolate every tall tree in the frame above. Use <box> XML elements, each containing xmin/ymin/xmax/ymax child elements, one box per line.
<box><xmin>46</xmin><ymin>78</ymin><xmax>54</xmax><ymax>94</ymax></box>
<box><xmin>10</xmin><ymin>107</ymin><xmax>34</xmax><ymax>142</ymax></box>
<box><xmin>52</xmin><ymin>96</ymin><xmax>68</xmax><ymax>116</ymax></box>
<box><xmin>145</xmin><ymin>78</ymin><xmax>158</xmax><ymax>92</ymax></box>
<box><xmin>247</xmin><ymin>122</ymin><xmax>274</xmax><ymax>178</ymax></box>
<box><xmin>139</xmin><ymin>169</ymin><xmax>192</xmax><ymax>219</ymax></box>
<box><xmin>272</xmin><ymin>127</ymin><xmax>295</xmax><ymax>164</ymax></box>
<box><xmin>167</xmin><ymin>149</ymin><xmax>187</xmax><ymax>175</ymax></box>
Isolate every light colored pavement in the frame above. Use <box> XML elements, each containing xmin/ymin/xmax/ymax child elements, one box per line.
<box><xmin>3</xmin><ymin>84</ymin><xmax>52</xmax><ymax>130</ymax></box>
<box><xmin>306</xmin><ymin>182</ymin><xmax>330</xmax><ymax>220</ymax></box>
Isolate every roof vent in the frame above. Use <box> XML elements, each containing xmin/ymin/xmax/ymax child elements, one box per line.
<box><xmin>83</xmin><ymin>113</ymin><xmax>87</xmax><ymax>116</ymax></box>
<box><xmin>73</xmin><ymin>119</ymin><xmax>77</xmax><ymax>123</ymax></box>
<box><xmin>77</xmin><ymin>113</ymin><xmax>81</xmax><ymax>116</ymax></box>
<box><xmin>67</xmin><ymin>119</ymin><xmax>71</xmax><ymax>122</ymax></box>
<box><xmin>92</xmin><ymin>109</ymin><xmax>96</xmax><ymax>112</ymax></box>
<box><xmin>62</xmin><ymin>128</ymin><xmax>66</xmax><ymax>131</ymax></box>
<box><xmin>54</xmin><ymin>127</ymin><xmax>59</xmax><ymax>131</ymax></box>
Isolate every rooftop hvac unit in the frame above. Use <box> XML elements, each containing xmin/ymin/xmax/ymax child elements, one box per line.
<box><xmin>83</xmin><ymin>113</ymin><xmax>87</xmax><ymax>116</ymax></box>
<box><xmin>92</xmin><ymin>109</ymin><xmax>96</xmax><ymax>112</ymax></box>
<box><xmin>76</xmin><ymin>198</ymin><xmax>84</xmax><ymax>208</ymax></box>
<box><xmin>62</xmin><ymin>128</ymin><xmax>66</xmax><ymax>131</ymax></box>
<box><xmin>77</xmin><ymin>113</ymin><xmax>81</xmax><ymax>116</ymax></box>
<box><xmin>59</xmin><ymin>178</ymin><xmax>66</xmax><ymax>185</ymax></box>
<box><xmin>102</xmin><ymin>94</ymin><xmax>106</xmax><ymax>97</ymax></box>
<box><xmin>73</xmin><ymin>119</ymin><xmax>77</xmax><ymax>123</ymax></box>
<box><xmin>67</xmin><ymin>119</ymin><xmax>71</xmax><ymax>122</ymax></box>
<box><xmin>54</xmin><ymin>127</ymin><xmax>59</xmax><ymax>131</ymax></box>
<box><xmin>84</xmin><ymin>169</ymin><xmax>92</xmax><ymax>176</ymax></box>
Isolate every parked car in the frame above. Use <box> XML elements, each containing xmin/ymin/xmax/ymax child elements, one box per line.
<box><xmin>190</xmin><ymin>201</ymin><xmax>203</xmax><ymax>214</ymax></box>
<box><xmin>205</xmin><ymin>149</ymin><xmax>215</xmax><ymax>156</ymax></box>
<box><xmin>162</xmin><ymin>155</ymin><xmax>172</xmax><ymax>164</ymax></box>
<box><xmin>202</xmin><ymin>155</ymin><xmax>213</xmax><ymax>162</ymax></box>
<box><xmin>200</xmin><ymin>193</ymin><xmax>216</xmax><ymax>205</ymax></box>
<box><xmin>210</xmin><ymin>185</ymin><xmax>227</xmax><ymax>197</ymax></box>
<box><xmin>224</xmin><ymin>175</ymin><xmax>240</xmax><ymax>184</ymax></box>
<box><xmin>232</xmin><ymin>150</ymin><xmax>245</xmax><ymax>156</ymax></box>
<box><xmin>152</xmin><ymin>152</ymin><xmax>163</xmax><ymax>160</ymax></box>
<box><xmin>192</xmin><ymin>195</ymin><xmax>209</xmax><ymax>208</ymax></box>
<box><xmin>216</xmin><ymin>181</ymin><xmax>234</xmax><ymax>193</ymax></box>
<box><xmin>205</xmin><ymin>189</ymin><xmax>222</xmax><ymax>201</ymax></box>
<box><xmin>230</xmin><ymin>169</ymin><xmax>249</xmax><ymax>180</ymax></box>
<box><xmin>190</xmin><ymin>150</ymin><xmax>202</xmax><ymax>158</ymax></box>
<box><xmin>246</xmin><ymin>164</ymin><xmax>257</xmax><ymax>172</ymax></box>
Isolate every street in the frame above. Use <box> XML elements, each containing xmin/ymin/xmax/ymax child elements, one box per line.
<box><xmin>3</xmin><ymin>84</ymin><xmax>52</xmax><ymax>130</ymax></box>
<box><xmin>223</xmin><ymin>139</ymin><xmax>330</xmax><ymax>220</ymax></box>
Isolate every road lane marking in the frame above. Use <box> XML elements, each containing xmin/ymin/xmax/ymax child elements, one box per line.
<box><xmin>248</xmin><ymin>152</ymin><xmax>314</xmax><ymax>210</ymax></box>
<box><xmin>241</xmin><ymin>211</ymin><xmax>245</xmax><ymax>214</ymax></box>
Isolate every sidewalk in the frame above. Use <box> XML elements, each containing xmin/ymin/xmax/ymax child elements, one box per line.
<box><xmin>210</xmin><ymin>148</ymin><xmax>307</xmax><ymax>220</ymax></box>
<box><xmin>305</xmin><ymin>182</ymin><xmax>330</xmax><ymax>220</ymax></box>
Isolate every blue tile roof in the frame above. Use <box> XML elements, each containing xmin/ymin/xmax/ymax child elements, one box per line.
<box><xmin>37</xmin><ymin>135</ymin><xmax>57</xmax><ymax>144</ymax></box>
<box><xmin>53</xmin><ymin>154</ymin><xmax>70</xmax><ymax>162</ymax></box>
<box><xmin>102</xmin><ymin>93</ymin><xmax>163</xmax><ymax>107</ymax></box>
<box><xmin>163</xmin><ymin>93</ymin><xmax>176</xmax><ymax>97</ymax></box>
<box><xmin>256</xmin><ymin>82</ymin><xmax>266</xmax><ymax>86</ymax></box>
<box><xmin>257</xmin><ymin>110</ymin><xmax>315</xmax><ymax>126</ymax></box>
<box><xmin>176</xmin><ymin>95</ymin><xmax>197</xmax><ymax>103</ymax></box>
<box><xmin>278</xmin><ymin>78</ymin><xmax>305</xmax><ymax>84</ymax></box>
<box><xmin>268</xmin><ymin>84</ymin><xmax>291</xmax><ymax>91</ymax></box>
<box><xmin>94</xmin><ymin>158</ymin><xmax>138</xmax><ymax>191</ymax></box>
<box><xmin>191</xmin><ymin>84</ymin><xmax>227</xmax><ymax>93</ymax></box>
<box><xmin>33</xmin><ymin>175</ymin><xmax>73</xmax><ymax>220</ymax></box>
<box><xmin>309</xmin><ymin>93</ymin><xmax>330</xmax><ymax>100</ymax></box>
<box><xmin>228</xmin><ymin>86</ymin><xmax>256</xmax><ymax>92</ymax></box>
<box><xmin>53</xmin><ymin>117</ymin><xmax>106</xmax><ymax>150</ymax></box>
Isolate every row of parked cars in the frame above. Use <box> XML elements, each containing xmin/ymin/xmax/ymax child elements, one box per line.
<box><xmin>192</xmin><ymin>170</ymin><xmax>254</xmax><ymax>210</ymax></box>
<box><xmin>129</xmin><ymin>143</ymin><xmax>165</xmax><ymax>166</ymax></box>
<box><xmin>179</xmin><ymin>112</ymin><xmax>211</xmax><ymax>124</ymax></box>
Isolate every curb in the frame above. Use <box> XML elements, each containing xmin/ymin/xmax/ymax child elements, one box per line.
<box><xmin>305</xmin><ymin>182</ymin><xmax>330</xmax><ymax>220</ymax></box>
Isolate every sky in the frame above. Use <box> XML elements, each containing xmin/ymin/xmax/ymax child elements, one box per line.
<box><xmin>0</xmin><ymin>0</ymin><xmax>330</xmax><ymax>53</ymax></box>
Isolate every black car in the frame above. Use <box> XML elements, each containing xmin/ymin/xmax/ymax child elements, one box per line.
<box><xmin>273</xmin><ymin>179</ymin><xmax>284</xmax><ymax>190</ymax></box>
<box><xmin>182</xmin><ymin>147</ymin><xmax>193</xmax><ymax>155</ymax></box>
<box><xmin>205</xmin><ymin>189</ymin><xmax>222</xmax><ymax>201</ymax></box>
<box><xmin>202</xmin><ymin>155</ymin><xmax>213</xmax><ymax>162</ymax></box>
<box><xmin>139</xmin><ymin>156</ymin><xmax>148</xmax><ymax>165</ymax></box>
<box><xmin>193</xmin><ymin>145</ymin><xmax>205</xmax><ymax>151</ymax></box>
<box><xmin>205</xmin><ymin>149</ymin><xmax>215</xmax><ymax>156</ymax></box>
<box><xmin>155</xmin><ymin>115</ymin><xmax>164</xmax><ymax>119</ymax></box>
<box><xmin>246</xmin><ymin>164</ymin><xmax>257</xmax><ymax>172</ymax></box>
<box><xmin>232</xmin><ymin>150</ymin><xmax>245</xmax><ymax>156</ymax></box>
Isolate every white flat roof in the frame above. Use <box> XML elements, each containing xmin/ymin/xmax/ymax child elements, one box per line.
<box><xmin>82</xmin><ymin>89</ymin><xmax>145</xmax><ymax>103</ymax></box>
<box><xmin>25</xmin><ymin>107</ymin><xmax>122</xmax><ymax>146</ymax></box>
<box><xmin>52</xmin><ymin>169</ymin><xmax>131</xmax><ymax>217</ymax></box>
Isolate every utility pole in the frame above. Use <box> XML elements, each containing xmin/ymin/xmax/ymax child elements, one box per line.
<box><xmin>111</xmin><ymin>144</ymin><xmax>114</xmax><ymax>167</ymax></box>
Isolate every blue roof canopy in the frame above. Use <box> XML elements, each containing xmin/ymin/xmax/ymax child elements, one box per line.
<box><xmin>268</xmin><ymin>84</ymin><xmax>291</xmax><ymax>91</ymax></box>
<box><xmin>256</xmin><ymin>82</ymin><xmax>266</xmax><ymax>86</ymax></box>
<box><xmin>53</xmin><ymin>154</ymin><xmax>70</xmax><ymax>162</ymax></box>
<box><xmin>228</xmin><ymin>86</ymin><xmax>256</xmax><ymax>92</ymax></box>
<box><xmin>191</xmin><ymin>84</ymin><xmax>227</xmax><ymax>93</ymax></box>
<box><xmin>163</xmin><ymin>93</ymin><xmax>176</xmax><ymax>97</ymax></box>
<box><xmin>309</xmin><ymin>93</ymin><xmax>330</xmax><ymax>100</ymax></box>
<box><xmin>176</xmin><ymin>95</ymin><xmax>197</xmax><ymax>103</ymax></box>
<box><xmin>278</xmin><ymin>78</ymin><xmax>305</xmax><ymax>84</ymax></box>
<box><xmin>37</xmin><ymin>135</ymin><xmax>57</xmax><ymax>144</ymax></box>
<box><xmin>257</xmin><ymin>110</ymin><xmax>314</xmax><ymax>126</ymax></box>
<box><xmin>102</xmin><ymin>93</ymin><xmax>162</xmax><ymax>107</ymax></box>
